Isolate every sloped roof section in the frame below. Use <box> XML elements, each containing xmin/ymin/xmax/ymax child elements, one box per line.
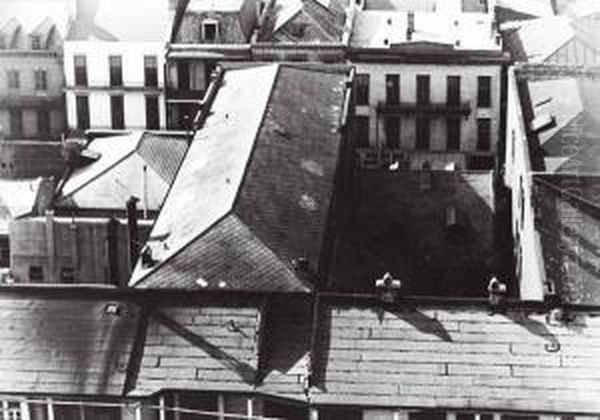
<box><xmin>0</xmin><ymin>178</ymin><xmax>42</xmax><ymax>235</ymax></box>
<box><xmin>132</xmin><ymin>64</ymin><xmax>350</xmax><ymax>292</ymax></box>
<box><xmin>310</xmin><ymin>301</ymin><xmax>600</xmax><ymax>413</ymax></box>
<box><xmin>131</xmin><ymin>304</ymin><xmax>261</xmax><ymax>395</ymax></box>
<box><xmin>55</xmin><ymin>132</ymin><xmax>188</xmax><ymax>213</ymax></box>
<box><xmin>0</xmin><ymin>296</ymin><xmax>139</xmax><ymax>396</ymax></box>
<box><xmin>534</xmin><ymin>174</ymin><xmax>600</xmax><ymax>305</ymax></box>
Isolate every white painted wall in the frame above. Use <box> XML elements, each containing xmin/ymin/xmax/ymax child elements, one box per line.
<box><xmin>64</xmin><ymin>40</ymin><xmax>167</xmax><ymax>130</ymax></box>
<box><xmin>354</xmin><ymin>62</ymin><xmax>502</xmax><ymax>154</ymax></box>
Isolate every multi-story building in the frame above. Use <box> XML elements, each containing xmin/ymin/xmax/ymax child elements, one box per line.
<box><xmin>165</xmin><ymin>0</ymin><xmax>353</xmax><ymax>129</ymax></box>
<box><xmin>63</xmin><ymin>0</ymin><xmax>172</xmax><ymax>134</ymax></box>
<box><xmin>349</xmin><ymin>0</ymin><xmax>509</xmax><ymax>171</ymax></box>
<box><xmin>0</xmin><ymin>0</ymin><xmax>71</xmax><ymax>141</ymax></box>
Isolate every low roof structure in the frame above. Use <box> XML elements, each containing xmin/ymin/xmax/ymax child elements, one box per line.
<box><xmin>54</xmin><ymin>132</ymin><xmax>188</xmax><ymax>215</ymax></box>
<box><xmin>0</xmin><ymin>178</ymin><xmax>45</xmax><ymax>236</ymax></box>
<box><xmin>130</xmin><ymin>63</ymin><xmax>352</xmax><ymax>293</ymax></box>
<box><xmin>1</xmin><ymin>289</ymin><xmax>600</xmax><ymax>416</ymax></box>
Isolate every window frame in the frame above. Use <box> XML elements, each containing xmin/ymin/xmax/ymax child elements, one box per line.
<box><xmin>28</xmin><ymin>266</ymin><xmax>43</xmax><ymax>283</ymax></box>
<box><xmin>7</xmin><ymin>70</ymin><xmax>20</xmax><ymax>89</ymax></box>
<box><xmin>202</xmin><ymin>20</ymin><xmax>218</xmax><ymax>42</ymax></box>
<box><xmin>354</xmin><ymin>73</ymin><xmax>370</xmax><ymax>106</ymax></box>
<box><xmin>416</xmin><ymin>116</ymin><xmax>431</xmax><ymax>150</ymax></box>
<box><xmin>9</xmin><ymin>109</ymin><xmax>23</xmax><ymax>136</ymax></box>
<box><xmin>37</xmin><ymin>109</ymin><xmax>51</xmax><ymax>136</ymax></box>
<box><xmin>110</xmin><ymin>95</ymin><xmax>125</xmax><ymax>130</ymax></box>
<box><xmin>31</xmin><ymin>35</ymin><xmax>42</xmax><ymax>50</ymax></box>
<box><xmin>447</xmin><ymin>75</ymin><xmax>461</xmax><ymax>107</ymax></box>
<box><xmin>144</xmin><ymin>55</ymin><xmax>158</xmax><ymax>87</ymax></box>
<box><xmin>477</xmin><ymin>117</ymin><xmax>492</xmax><ymax>151</ymax></box>
<box><xmin>76</xmin><ymin>95</ymin><xmax>90</xmax><ymax>131</ymax></box>
<box><xmin>74</xmin><ymin>55</ymin><xmax>88</xmax><ymax>86</ymax></box>
<box><xmin>109</xmin><ymin>55</ymin><xmax>123</xmax><ymax>87</ymax></box>
<box><xmin>145</xmin><ymin>95</ymin><xmax>160</xmax><ymax>130</ymax></box>
<box><xmin>34</xmin><ymin>69</ymin><xmax>48</xmax><ymax>91</ymax></box>
<box><xmin>446</xmin><ymin>117</ymin><xmax>461</xmax><ymax>151</ymax></box>
<box><xmin>385</xmin><ymin>73</ymin><xmax>400</xmax><ymax>105</ymax></box>
<box><xmin>477</xmin><ymin>75</ymin><xmax>492</xmax><ymax>108</ymax></box>
<box><xmin>416</xmin><ymin>74</ymin><xmax>430</xmax><ymax>105</ymax></box>
<box><xmin>384</xmin><ymin>116</ymin><xmax>401</xmax><ymax>149</ymax></box>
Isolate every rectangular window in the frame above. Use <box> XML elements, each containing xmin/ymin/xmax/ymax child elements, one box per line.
<box><xmin>74</xmin><ymin>55</ymin><xmax>87</xmax><ymax>86</ymax></box>
<box><xmin>7</xmin><ymin>70</ymin><xmax>19</xmax><ymax>89</ymax></box>
<box><xmin>202</xmin><ymin>21</ymin><xmax>218</xmax><ymax>42</ymax></box>
<box><xmin>9</xmin><ymin>110</ymin><xmax>23</xmax><ymax>136</ymax></box>
<box><xmin>110</xmin><ymin>95</ymin><xmax>125</xmax><ymax>129</ymax></box>
<box><xmin>31</xmin><ymin>35</ymin><xmax>42</xmax><ymax>50</ymax></box>
<box><xmin>446</xmin><ymin>117</ymin><xmax>461</xmax><ymax>150</ymax></box>
<box><xmin>416</xmin><ymin>117</ymin><xmax>430</xmax><ymax>150</ymax></box>
<box><xmin>34</xmin><ymin>69</ymin><xmax>47</xmax><ymax>90</ymax></box>
<box><xmin>37</xmin><ymin>110</ymin><xmax>50</xmax><ymax>136</ymax></box>
<box><xmin>457</xmin><ymin>414</ymin><xmax>494</xmax><ymax>420</ymax></box>
<box><xmin>447</xmin><ymin>75</ymin><xmax>461</xmax><ymax>106</ymax></box>
<box><xmin>109</xmin><ymin>55</ymin><xmax>123</xmax><ymax>87</ymax></box>
<box><xmin>76</xmin><ymin>95</ymin><xmax>90</xmax><ymax>131</ymax></box>
<box><xmin>385</xmin><ymin>74</ymin><xmax>400</xmax><ymax>104</ymax></box>
<box><xmin>144</xmin><ymin>55</ymin><xmax>158</xmax><ymax>87</ymax></box>
<box><xmin>145</xmin><ymin>95</ymin><xmax>160</xmax><ymax>130</ymax></box>
<box><xmin>416</xmin><ymin>74</ymin><xmax>430</xmax><ymax>105</ymax></box>
<box><xmin>353</xmin><ymin>116</ymin><xmax>370</xmax><ymax>148</ymax></box>
<box><xmin>29</xmin><ymin>266</ymin><xmax>43</xmax><ymax>282</ymax></box>
<box><xmin>477</xmin><ymin>118</ymin><xmax>492</xmax><ymax>151</ymax></box>
<box><xmin>177</xmin><ymin>61</ymin><xmax>190</xmax><ymax>90</ymax></box>
<box><xmin>1</xmin><ymin>401</ymin><xmax>22</xmax><ymax>420</ymax></box>
<box><xmin>384</xmin><ymin>116</ymin><xmax>400</xmax><ymax>148</ymax></box>
<box><xmin>354</xmin><ymin>73</ymin><xmax>370</xmax><ymax>106</ymax></box>
<box><xmin>477</xmin><ymin>75</ymin><xmax>492</xmax><ymax>107</ymax></box>
<box><xmin>60</xmin><ymin>267</ymin><xmax>75</xmax><ymax>283</ymax></box>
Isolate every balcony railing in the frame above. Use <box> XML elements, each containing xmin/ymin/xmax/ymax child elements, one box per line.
<box><xmin>377</xmin><ymin>101</ymin><xmax>471</xmax><ymax>117</ymax></box>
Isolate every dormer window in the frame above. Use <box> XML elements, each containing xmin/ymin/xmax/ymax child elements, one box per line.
<box><xmin>31</xmin><ymin>35</ymin><xmax>42</xmax><ymax>50</ymax></box>
<box><xmin>202</xmin><ymin>20</ymin><xmax>218</xmax><ymax>43</ymax></box>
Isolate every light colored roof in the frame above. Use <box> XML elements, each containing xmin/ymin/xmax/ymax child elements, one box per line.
<box><xmin>0</xmin><ymin>178</ymin><xmax>40</xmax><ymax>235</ymax></box>
<box><xmin>56</xmin><ymin>131</ymin><xmax>188</xmax><ymax>212</ymax></box>
<box><xmin>67</xmin><ymin>0</ymin><xmax>172</xmax><ymax>42</ymax></box>
<box><xmin>0</xmin><ymin>0</ymin><xmax>73</xmax><ymax>36</ymax></box>
<box><xmin>502</xmin><ymin>16</ymin><xmax>574</xmax><ymax>62</ymax></box>
<box><xmin>496</xmin><ymin>0</ymin><xmax>555</xmax><ymax>18</ymax></box>
<box><xmin>308</xmin><ymin>303</ymin><xmax>600</xmax><ymax>413</ymax></box>
<box><xmin>273</xmin><ymin>0</ymin><xmax>304</xmax><ymax>32</ymax></box>
<box><xmin>350</xmin><ymin>10</ymin><xmax>500</xmax><ymax>50</ymax></box>
<box><xmin>564</xmin><ymin>0</ymin><xmax>600</xmax><ymax>18</ymax></box>
<box><xmin>187</xmin><ymin>0</ymin><xmax>245</xmax><ymax>12</ymax></box>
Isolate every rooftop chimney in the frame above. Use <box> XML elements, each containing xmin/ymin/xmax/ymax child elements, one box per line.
<box><xmin>126</xmin><ymin>196</ymin><xmax>140</xmax><ymax>271</ymax></box>
<box><xmin>406</xmin><ymin>11</ymin><xmax>415</xmax><ymax>41</ymax></box>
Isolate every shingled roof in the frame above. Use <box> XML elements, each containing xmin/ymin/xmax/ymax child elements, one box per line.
<box><xmin>0</xmin><ymin>295</ymin><xmax>139</xmax><ymax>396</ymax></box>
<box><xmin>55</xmin><ymin>132</ymin><xmax>188</xmax><ymax>214</ymax></box>
<box><xmin>533</xmin><ymin>174</ymin><xmax>600</xmax><ymax>305</ymax></box>
<box><xmin>307</xmin><ymin>300</ymin><xmax>600</xmax><ymax>413</ymax></box>
<box><xmin>130</xmin><ymin>63</ymin><xmax>351</xmax><ymax>292</ymax></box>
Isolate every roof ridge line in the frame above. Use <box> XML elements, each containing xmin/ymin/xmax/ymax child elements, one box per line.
<box><xmin>534</xmin><ymin>176</ymin><xmax>600</xmax><ymax>210</ymax></box>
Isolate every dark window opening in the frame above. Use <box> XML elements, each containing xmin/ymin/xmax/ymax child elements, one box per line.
<box><xmin>409</xmin><ymin>411</ymin><xmax>445</xmax><ymax>420</ymax></box>
<box><xmin>144</xmin><ymin>55</ymin><xmax>158</xmax><ymax>87</ymax></box>
<box><xmin>384</xmin><ymin>116</ymin><xmax>400</xmax><ymax>148</ymax></box>
<box><xmin>177</xmin><ymin>393</ymin><xmax>218</xmax><ymax>420</ymax></box>
<box><xmin>477</xmin><ymin>117</ymin><xmax>492</xmax><ymax>151</ymax></box>
<box><xmin>446</xmin><ymin>117</ymin><xmax>461</xmax><ymax>150</ymax></box>
<box><xmin>145</xmin><ymin>96</ymin><xmax>160</xmax><ymax>130</ymax></box>
<box><xmin>477</xmin><ymin>75</ymin><xmax>492</xmax><ymax>107</ymax></box>
<box><xmin>386</xmin><ymin>74</ymin><xmax>400</xmax><ymax>104</ymax></box>
<box><xmin>417</xmin><ymin>74</ymin><xmax>430</xmax><ymax>105</ymax></box>
<box><xmin>177</xmin><ymin>60</ymin><xmax>190</xmax><ymax>90</ymax></box>
<box><xmin>74</xmin><ymin>55</ymin><xmax>87</xmax><ymax>86</ymax></box>
<box><xmin>34</xmin><ymin>69</ymin><xmax>47</xmax><ymax>90</ymax></box>
<box><xmin>354</xmin><ymin>73</ymin><xmax>370</xmax><ymax>105</ymax></box>
<box><xmin>76</xmin><ymin>95</ymin><xmax>90</xmax><ymax>131</ymax></box>
<box><xmin>353</xmin><ymin>116</ymin><xmax>370</xmax><ymax>148</ymax></box>
<box><xmin>37</xmin><ymin>110</ymin><xmax>50</xmax><ymax>136</ymax></box>
<box><xmin>29</xmin><ymin>266</ymin><xmax>43</xmax><ymax>282</ymax></box>
<box><xmin>109</xmin><ymin>55</ymin><xmax>123</xmax><ymax>87</ymax></box>
<box><xmin>9</xmin><ymin>110</ymin><xmax>23</xmax><ymax>136</ymax></box>
<box><xmin>416</xmin><ymin>117</ymin><xmax>430</xmax><ymax>150</ymax></box>
<box><xmin>60</xmin><ymin>267</ymin><xmax>75</xmax><ymax>283</ymax></box>
<box><xmin>110</xmin><ymin>95</ymin><xmax>125</xmax><ymax>129</ymax></box>
<box><xmin>447</xmin><ymin>75</ymin><xmax>461</xmax><ymax>106</ymax></box>
<box><xmin>31</xmin><ymin>35</ymin><xmax>42</xmax><ymax>49</ymax></box>
<box><xmin>203</xmin><ymin>22</ymin><xmax>218</xmax><ymax>42</ymax></box>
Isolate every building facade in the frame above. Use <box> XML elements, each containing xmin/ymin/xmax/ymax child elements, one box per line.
<box><xmin>63</xmin><ymin>0</ymin><xmax>172</xmax><ymax>134</ymax></box>
<box><xmin>0</xmin><ymin>1</ymin><xmax>70</xmax><ymax>141</ymax></box>
<box><xmin>349</xmin><ymin>0</ymin><xmax>508</xmax><ymax>171</ymax></box>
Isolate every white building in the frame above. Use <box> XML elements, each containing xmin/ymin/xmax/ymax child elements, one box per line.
<box><xmin>63</xmin><ymin>0</ymin><xmax>173</xmax><ymax>133</ymax></box>
<box><xmin>350</xmin><ymin>0</ymin><xmax>509</xmax><ymax>170</ymax></box>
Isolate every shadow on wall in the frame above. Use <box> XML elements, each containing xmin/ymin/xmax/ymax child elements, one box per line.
<box><xmin>328</xmin><ymin>170</ymin><xmax>497</xmax><ymax>297</ymax></box>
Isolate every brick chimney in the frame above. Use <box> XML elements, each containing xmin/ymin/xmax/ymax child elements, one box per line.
<box><xmin>407</xmin><ymin>11</ymin><xmax>415</xmax><ymax>41</ymax></box>
<box><xmin>126</xmin><ymin>196</ymin><xmax>140</xmax><ymax>270</ymax></box>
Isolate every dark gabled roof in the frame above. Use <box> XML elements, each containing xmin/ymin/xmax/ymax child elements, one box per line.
<box><xmin>328</xmin><ymin>170</ymin><xmax>496</xmax><ymax>296</ymax></box>
<box><xmin>533</xmin><ymin>174</ymin><xmax>600</xmax><ymax>305</ymax></box>
<box><xmin>55</xmin><ymin>132</ymin><xmax>188</xmax><ymax>213</ymax></box>
<box><xmin>0</xmin><ymin>296</ymin><xmax>139</xmax><ymax>396</ymax></box>
<box><xmin>131</xmin><ymin>63</ymin><xmax>351</xmax><ymax>293</ymax></box>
